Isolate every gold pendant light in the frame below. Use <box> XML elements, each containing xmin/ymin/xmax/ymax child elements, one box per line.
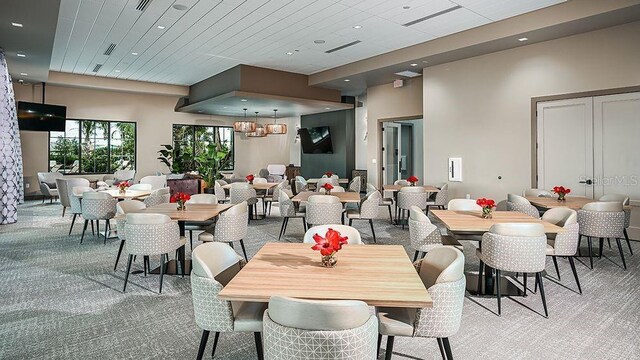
<box><xmin>246</xmin><ymin>111</ymin><xmax>268</xmax><ymax>137</ymax></box>
<box><xmin>265</xmin><ymin>109</ymin><xmax>287</xmax><ymax>134</ymax></box>
<box><xmin>234</xmin><ymin>108</ymin><xmax>256</xmax><ymax>133</ymax></box>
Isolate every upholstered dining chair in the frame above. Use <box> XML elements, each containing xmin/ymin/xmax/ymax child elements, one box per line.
<box><xmin>263</xmin><ymin>296</ymin><xmax>377</xmax><ymax>360</ymax></box>
<box><xmin>305</xmin><ymin>195</ymin><xmax>343</xmax><ymax>227</ymax></box>
<box><xmin>80</xmin><ymin>191</ymin><xmax>117</xmax><ymax>244</ymax></box>
<box><xmin>577</xmin><ymin>201</ymin><xmax>627</xmax><ymax>270</ymax></box>
<box><xmin>425</xmin><ymin>183</ymin><xmax>449</xmax><ymax>213</ymax></box>
<box><xmin>476</xmin><ymin>223</ymin><xmax>549</xmax><ymax>317</ymax></box>
<box><xmin>277</xmin><ymin>191</ymin><xmax>306</xmax><ymax>240</ymax></box>
<box><xmin>128</xmin><ymin>183</ymin><xmax>152</xmax><ymax>191</ymax></box>
<box><xmin>123</xmin><ymin>213</ymin><xmax>186</xmax><ymax>293</ymax></box>
<box><xmin>377</xmin><ymin>247</ymin><xmax>465</xmax><ymax>360</ymax></box>
<box><xmin>214</xmin><ymin>181</ymin><xmax>228</xmax><ymax>204</ymax></box>
<box><xmin>230</xmin><ymin>182</ymin><xmax>259</xmax><ymax>220</ymax></box>
<box><xmin>446</xmin><ymin>199</ymin><xmax>482</xmax><ymax>211</ymax></box>
<box><xmin>37</xmin><ymin>172</ymin><xmax>63</xmax><ymax>203</ymax></box>
<box><xmin>68</xmin><ymin>186</ymin><xmax>93</xmax><ymax>236</ymax></box>
<box><xmin>215</xmin><ymin>179</ymin><xmax>228</xmax><ymax>186</ymax></box>
<box><xmin>302</xmin><ymin>224</ymin><xmax>363</xmax><ymax>245</ymax></box>
<box><xmin>368</xmin><ymin>183</ymin><xmax>394</xmax><ymax>223</ymax></box>
<box><xmin>316</xmin><ymin>177</ymin><xmax>338</xmax><ymax>188</ymax></box>
<box><xmin>348</xmin><ymin>176</ymin><xmax>361</xmax><ymax>193</ymax></box>
<box><xmin>599</xmin><ymin>194</ymin><xmax>633</xmax><ymax>255</ymax></box>
<box><xmin>182</xmin><ymin>194</ymin><xmax>219</xmax><ymax>248</ymax></box>
<box><xmin>139</xmin><ymin>175</ymin><xmax>167</xmax><ymax>190</ymax></box>
<box><xmin>409</xmin><ymin>206</ymin><xmax>462</xmax><ymax>261</ymax></box>
<box><xmin>103</xmin><ymin>169</ymin><xmax>135</xmax><ymax>186</ymax></box>
<box><xmin>394</xmin><ymin>179</ymin><xmax>409</xmax><ymax>186</ymax></box>
<box><xmin>346</xmin><ymin>191</ymin><xmax>381</xmax><ymax>243</ymax></box>
<box><xmin>506</xmin><ymin>194</ymin><xmax>540</xmax><ymax>218</ymax></box>
<box><xmin>542</xmin><ymin>208</ymin><xmax>582</xmax><ymax>294</ymax></box>
<box><xmin>523</xmin><ymin>189</ymin><xmax>553</xmax><ymax>197</ymax></box>
<box><xmin>198</xmin><ymin>201</ymin><xmax>250</xmax><ymax>261</ymax></box>
<box><xmin>397</xmin><ymin>186</ymin><xmax>428</xmax><ymax>229</ymax></box>
<box><xmin>143</xmin><ymin>187</ymin><xmax>171</xmax><ymax>207</ymax></box>
<box><xmin>294</xmin><ymin>176</ymin><xmax>308</xmax><ymax>194</ymax></box>
<box><xmin>264</xmin><ymin>180</ymin><xmax>287</xmax><ymax>216</ymax></box>
<box><xmin>114</xmin><ymin>200</ymin><xmax>147</xmax><ymax>272</ymax></box>
<box><xmin>58</xmin><ymin>178</ymin><xmax>90</xmax><ymax>217</ymax></box>
<box><xmin>191</xmin><ymin>242</ymin><xmax>266</xmax><ymax>360</ymax></box>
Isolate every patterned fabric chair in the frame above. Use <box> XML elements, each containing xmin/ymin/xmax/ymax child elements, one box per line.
<box><xmin>144</xmin><ymin>187</ymin><xmax>171</xmax><ymax>207</ymax></box>
<box><xmin>263</xmin><ymin>296</ymin><xmax>377</xmax><ymax>360</ymax></box>
<box><xmin>394</xmin><ymin>180</ymin><xmax>409</xmax><ymax>186</ymax></box>
<box><xmin>123</xmin><ymin>213</ymin><xmax>186</xmax><ymax>293</ymax></box>
<box><xmin>316</xmin><ymin>177</ymin><xmax>338</xmax><ymax>189</ymax></box>
<box><xmin>230</xmin><ymin>182</ymin><xmax>259</xmax><ymax>220</ymax></box>
<box><xmin>476</xmin><ymin>223</ymin><xmax>549</xmax><ymax>317</ymax></box>
<box><xmin>37</xmin><ymin>172</ymin><xmax>63</xmax><ymax>203</ymax></box>
<box><xmin>447</xmin><ymin>199</ymin><xmax>482</xmax><ymax>211</ymax></box>
<box><xmin>368</xmin><ymin>183</ymin><xmax>394</xmax><ymax>223</ymax></box>
<box><xmin>58</xmin><ymin>178</ymin><xmax>90</xmax><ymax>217</ymax></box>
<box><xmin>184</xmin><ymin>194</ymin><xmax>219</xmax><ymax>248</ymax></box>
<box><xmin>294</xmin><ymin>176</ymin><xmax>308</xmax><ymax>194</ymax></box>
<box><xmin>376</xmin><ymin>247</ymin><xmax>465</xmax><ymax>360</ymax></box>
<box><xmin>278</xmin><ymin>191</ymin><xmax>306</xmax><ymax>240</ymax></box>
<box><xmin>80</xmin><ymin>191</ymin><xmax>117</xmax><ymax>244</ymax></box>
<box><xmin>426</xmin><ymin>183</ymin><xmax>449</xmax><ymax>213</ymax></box>
<box><xmin>103</xmin><ymin>169</ymin><xmax>135</xmax><ymax>186</ymax></box>
<box><xmin>506</xmin><ymin>194</ymin><xmax>540</xmax><ymax>219</ymax></box>
<box><xmin>523</xmin><ymin>189</ymin><xmax>553</xmax><ymax>197</ymax></box>
<box><xmin>264</xmin><ymin>180</ymin><xmax>288</xmax><ymax>216</ymax></box>
<box><xmin>69</xmin><ymin>186</ymin><xmax>93</xmax><ymax>236</ymax></box>
<box><xmin>348</xmin><ymin>176</ymin><xmax>361</xmax><ymax>193</ymax></box>
<box><xmin>397</xmin><ymin>186</ymin><xmax>427</xmax><ymax>229</ymax></box>
<box><xmin>542</xmin><ymin>208</ymin><xmax>582</xmax><ymax>294</ymax></box>
<box><xmin>303</xmin><ymin>224</ymin><xmax>363</xmax><ymax>245</ymax></box>
<box><xmin>198</xmin><ymin>202</ymin><xmax>250</xmax><ymax>260</ymax></box>
<box><xmin>139</xmin><ymin>175</ymin><xmax>166</xmax><ymax>190</ymax></box>
<box><xmin>114</xmin><ymin>200</ymin><xmax>147</xmax><ymax>272</ymax></box>
<box><xmin>215</xmin><ymin>179</ymin><xmax>228</xmax><ymax>186</ymax></box>
<box><xmin>191</xmin><ymin>242</ymin><xmax>266</xmax><ymax>360</ymax></box>
<box><xmin>214</xmin><ymin>182</ymin><xmax>227</xmax><ymax>204</ymax></box>
<box><xmin>577</xmin><ymin>201</ymin><xmax>626</xmax><ymax>270</ymax></box>
<box><xmin>409</xmin><ymin>206</ymin><xmax>462</xmax><ymax>261</ymax></box>
<box><xmin>346</xmin><ymin>191</ymin><xmax>380</xmax><ymax>243</ymax></box>
<box><xmin>128</xmin><ymin>183</ymin><xmax>152</xmax><ymax>191</ymax></box>
<box><xmin>305</xmin><ymin>195</ymin><xmax>343</xmax><ymax>227</ymax></box>
<box><xmin>317</xmin><ymin>185</ymin><xmax>345</xmax><ymax>193</ymax></box>
<box><xmin>599</xmin><ymin>194</ymin><xmax>632</xmax><ymax>255</ymax></box>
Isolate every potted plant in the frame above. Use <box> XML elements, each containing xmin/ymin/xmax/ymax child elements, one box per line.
<box><xmin>552</xmin><ymin>186</ymin><xmax>571</xmax><ymax>201</ymax></box>
<box><xmin>476</xmin><ymin>198</ymin><xmax>496</xmax><ymax>219</ymax></box>
<box><xmin>407</xmin><ymin>175</ymin><xmax>419</xmax><ymax>186</ymax></box>
<box><xmin>157</xmin><ymin>144</ymin><xmax>195</xmax><ymax>175</ymax></box>
<box><xmin>311</xmin><ymin>228</ymin><xmax>349</xmax><ymax>268</ymax></box>
<box><xmin>196</xmin><ymin>142</ymin><xmax>232</xmax><ymax>193</ymax></box>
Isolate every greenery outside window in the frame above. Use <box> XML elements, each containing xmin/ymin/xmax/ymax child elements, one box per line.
<box><xmin>171</xmin><ymin>124</ymin><xmax>234</xmax><ymax>171</ymax></box>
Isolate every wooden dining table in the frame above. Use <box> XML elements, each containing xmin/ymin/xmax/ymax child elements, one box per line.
<box><xmin>430</xmin><ymin>210</ymin><xmax>563</xmax><ymax>297</ymax></box>
<box><xmin>291</xmin><ymin>191</ymin><xmax>361</xmax><ymax>203</ymax></box>
<box><xmin>76</xmin><ymin>189</ymin><xmax>152</xmax><ymax>200</ymax></box>
<box><xmin>307</xmin><ymin>178</ymin><xmax>349</xmax><ymax>184</ymax></box>
<box><xmin>383</xmin><ymin>184</ymin><xmax>440</xmax><ymax>193</ymax></box>
<box><xmin>222</xmin><ymin>182</ymin><xmax>279</xmax><ymax>191</ymax></box>
<box><xmin>525</xmin><ymin>196</ymin><xmax>632</xmax><ymax>211</ymax></box>
<box><xmin>218</xmin><ymin>243</ymin><xmax>432</xmax><ymax>308</ymax></box>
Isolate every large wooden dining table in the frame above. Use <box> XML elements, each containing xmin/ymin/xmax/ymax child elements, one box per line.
<box><xmin>383</xmin><ymin>184</ymin><xmax>440</xmax><ymax>193</ymax></box>
<box><xmin>218</xmin><ymin>243</ymin><xmax>432</xmax><ymax>308</ymax></box>
<box><xmin>292</xmin><ymin>191</ymin><xmax>361</xmax><ymax>203</ymax></box>
<box><xmin>525</xmin><ymin>196</ymin><xmax>632</xmax><ymax>211</ymax></box>
<box><xmin>307</xmin><ymin>178</ymin><xmax>349</xmax><ymax>185</ymax></box>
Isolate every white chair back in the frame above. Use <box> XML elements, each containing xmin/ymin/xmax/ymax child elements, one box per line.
<box><xmin>303</xmin><ymin>225</ymin><xmax>362</xmax><ymax>245</ymax></box>
<box><xmin>447</xmin><ymin>199</ymin><xmax>482</xmax><ymax>211</ymax></box>
<box><xmin>187</xmin><ymin>194</ymin><xmax>218</xmax><ymax>204</ymax></box>
<box><xmin>139</xmin><ymin>175</ymin><xmax>167</xmax><ymax>190</ymax></box>
<box><xmin>116</xmin><ymin>199</ymin><xmax>146</xmax><ymax>214</ymax></box>
<box><xmin>128</xmin><ymin>183</ymin><xmax>152</xmax><ymax>191</ymax></box>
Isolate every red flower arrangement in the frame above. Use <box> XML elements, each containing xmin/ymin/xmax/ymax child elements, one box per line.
<box><xmin>552</xmin><ymin>186</ymin><xmax>571</xmax><ymax>201</ymax></box>
<box><xmin>311</xmin><ymin>228</ymin><xmax>349</xmax><ymax>267</ymax></box>
<box><xmin>476</xmin><ymin>198</ymin><xmax>496</xmax><ymax>219</ymax></box>
<box><xmin>118</xmin><ymin>181</ymin><xmax>130</xmax><ymax>192</ymax></box>
<box><xmin>407</xmin><ymin>176</ymin><xmax>419</xmax><ymax>186</ymax></box>
<box><xmin>324</xmin><ymin>171</ymin><xmax>333</xmax><ymax>177</ymax></box>
<box><xmin>321</xmin><ymin>182</ymin><xmax>334</xmax><ymax>194</ymax></box>
<box><xmin>170</xmin><ymin>192</ymin><xmax>191</xmax><ymax>211</ymax></box>
<box><xmin>246</xmin><ymin>174</ymin><xmax>255</xmax><ymax>184</ymax></box>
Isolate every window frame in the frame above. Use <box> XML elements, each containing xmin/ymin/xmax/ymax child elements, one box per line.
<box><xmin>172</xmin><ymin>123</ymin><xmax>235</xmax><ymax>171</ymax></box>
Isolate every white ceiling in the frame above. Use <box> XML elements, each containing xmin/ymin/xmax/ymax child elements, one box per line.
<box><xmin>50</xmin><ymin>0</ymin><xmax>565</xmax><ymax>86</ymax></box>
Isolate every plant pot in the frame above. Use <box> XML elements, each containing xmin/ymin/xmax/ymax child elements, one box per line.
<box><xmin>204</xmin><ymin>187</ymin><xmax>214</xmax><ymax>194</ymax></box>
<box><xmin>321</xmin><ymin>254</ymin><xmax>337</xmax><ymax>268</ymax></box>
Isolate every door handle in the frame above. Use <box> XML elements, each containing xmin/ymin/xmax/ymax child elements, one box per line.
<box><xmin>579</xmin><ymin>179</ymin><xmax>593</xmax><ymax>185</ymax></box>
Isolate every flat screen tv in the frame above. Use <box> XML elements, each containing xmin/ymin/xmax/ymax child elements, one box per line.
<box><xmin>299</xmin><ymin>126</ymin><xmax>333</xmax><ymax>154</ymax></box>
<box><xmin>17</xmin><ymin>101</ymin><xmax>67</xmax><ymax>131</ymax></box>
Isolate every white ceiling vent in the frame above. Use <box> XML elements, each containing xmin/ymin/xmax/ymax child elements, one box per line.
<box><xmin>403</xmin><ymin>5</ymin><xmax>462</xmax><ymax>27</ymax></box>
<box><xmin>394</xmin><ymin>70</ymin><xmax>421</xmax><ymax>78</ymax></box>
<box><xmin>103</xmin><ymin>43</ymin><xmax>117</xmax><ymax>55</ymax></box>
<box><xmin>325</xmin><ymin>40</ymin><xmax>361</xmax><ymax>54</ymax></box>
<box><xmin>136</xmin><ymin>0</ymin><xmax>152</xmax><ymax>12</ymax></box>
<box><xmin>92</xmin><ymin>64</ymin><xmax>103</xmax><ymax>72</ymax></box>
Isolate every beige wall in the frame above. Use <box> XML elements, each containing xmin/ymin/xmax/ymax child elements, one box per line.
<box><xmin>423</xmin><ymin>21</ymin><xmax>640</xmax><ymax>201</ymax></box>
<box><xmin>365</xmin><ymin>78</ymin><xmax>423</xmax><ymax>186</ymax></box>
<box><xmin>16</xmin><ymin>80</ymin><xmax>295</xmax><ymax>194</ymax></box>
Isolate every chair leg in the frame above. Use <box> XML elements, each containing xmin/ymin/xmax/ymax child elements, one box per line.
<box><xmin>523</xmin><ymin>273</ymin><xmax>528</xmax><ymax>296</ymax></box>
<box><xmin>348</xmin><ymin>218</ymin><xmax>353</xmax><ymax>226</ymax></box>
<box><xmin>196</xmin><ymin>330</ymin><xmax>210</xmax><ymax>360</ymax></box>
<box><xmin>587</xmin><ymin>237</ymin><xmax>594</xmax><ymax>269</ymax></box>
<box><xmin>377</xmin><ymin>334</ymin><xmax>382</xmax><ymax>357</ymax></box>
<box><xmin>599</xmin><ymin>238</ymin><xmax>604</xmax><ymax>258</ymax></box>
<box><xmin>413</xmin><ymin>250</ymin><xmax>420</xmax><ymax>262</ymax></box>
<box><xmin>623</xmin><ymin>229</ymin><xmax>633</xmax><ymax>255</ymax></box>
<box><xmin>552</xmin><ymin>256</ymin><xmax>560</xmax><ymax>280</ymax></box>
<box><xmin>123</xmin><ymin>254</ymin><xmax>133</xmax><ymax>292</ymax></box>
<box><xmin>442</xmin><ymin>338</ymin><xmax>453</xmax><ymax>360</ymax></box>
<box><xmin>91</xmin><ymin>220</ymin><xmax>94</xmax><ymax>235</ymax></box>
<box><xmin>239</xmin><ymin>239</ymin><xmax>248</xmax><ymax>261</ymax></box>
<box><xmin>68</xmin><ymin>214</ymin><xmax>78</xmax><ymax>235</ymax></box>
<box><xmin>62</xmin><ymin>206</ymin><xmax>66</xmax><ymax>216</ymax></box>
<box><xmin>80</xmin><ymin>220</ymin><xmax>89</xmax><ymax>244</ymax></box>
<box><xmin>302</xmin><ymin>218</ymin><xmax>307</xmax><ymax>232</ymax></box>
<box><xmin>536</xmin><ymin>272</ymin><xmax>548</xmax><ymax>318</ymax></box>
<box><xmin>254</xmin><ymin>332</ymin><xmax>264</xmax><ymax>360</ymax></box>
<box><xmin>104</xmin><ymin>219</ymin><xmax>111</xmax><ymax>244</ymax></box>
<box><xmin>387</xmin><ymin>205</ymin><xmax>393</xmax><ymax>223</ymax></box>
<box><xmin>568</xmin><ymin>257</ymin><xmax>582</xmax><ymax>294</ymax></box>
<box><xmin>143</xmin><ymin>256</ymin><xmax>149</xmax><ymax>277</ymax></box>
<box><xmin>496</xmin><ymin>269</ymin><xmax>502</xmax><ymax>316</ymax></box>
<box><xmin>577</xmin><ymin>235</ymin><xmax>582</xmax><ymax>256</ymax></box>
<box><xmin>278</xmin><ymin>218</ymin><xmax>286</xmax><ymax>240</ymax></box>
<box><xmin>211</xmin><ymin>331</ymin><xmax>220</xmax><ymax>357</ymax></box>
<box><xmin>114</xmin><ymin>240</ymin><xmax>126</xmax><ymax>271</ymax></box>
<box><xmin>477</xmin><ymin>260</ymin><xmax>484</xmax><ymax>294</ymax></box>
<box><xmin>181</xmin><ymin>246</ymin><xmax>186</xmax><ymax>277</ymax></box>
<box><xmin>369</xmin><ymin>219</ymin><xmax>377</xmax><ymax>243</ymax></box>
<box><xmin>384</xmin><ymin>336</ymin><xmax>394</xmax><ymax>360</ymax></box>
<box><xmin>437</xmin><ymin>338</ymin><xmax>446</xmax><ymax>360</ymax></box>
<box><xmin>616</xmin><ymin>238</ymin><xmax>627</xmax><ymax>270</ymax></box>
<box><xmin>159</xmin><ymin>254</ymin><xmax>166</xmax><ymax>294</ymax></box>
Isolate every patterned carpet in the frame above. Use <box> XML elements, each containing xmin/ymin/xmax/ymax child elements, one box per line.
<box><xmin>1</xmin><ymin>200</ymin><xmax>639</xmax><ymax>360</ymax></box>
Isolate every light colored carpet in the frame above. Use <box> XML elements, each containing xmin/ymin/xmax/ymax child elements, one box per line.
<box><xmin>1</xmin><ymin>200</ymin><xmax>639</xmax><ymax>359</ymax></box>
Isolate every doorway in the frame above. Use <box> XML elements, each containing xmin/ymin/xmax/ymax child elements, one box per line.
<box><xmin>381</xmin><ymin>118</ymin><xmax>424</xmax><ymax>187</ymax></box>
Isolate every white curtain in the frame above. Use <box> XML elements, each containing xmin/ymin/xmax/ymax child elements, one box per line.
<box><xmin>0</xmin><ymin>48</ymin><xmax>24</xmax><ymax>224</ymax></box>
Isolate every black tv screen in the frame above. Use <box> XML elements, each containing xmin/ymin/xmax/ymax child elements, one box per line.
<box><xmin>299</xmin><ymin>126</ymin><xmax>333</xmax><ymax>154</ymax></box>
<box><xmin>17</xmin><ymin>101</ymin><xmax>67</xmax><ymax>131</ymax></box>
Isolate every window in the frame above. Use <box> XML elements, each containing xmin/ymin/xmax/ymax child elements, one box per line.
<box><xmin>48</xmin><ymin>119</ymin><xmax>136</xmax><ymax>174</ymax></box>
<box><xmin>172</xmin><ymin>124</ymin><xmax>234</xmax><ymax>171</ymax></box>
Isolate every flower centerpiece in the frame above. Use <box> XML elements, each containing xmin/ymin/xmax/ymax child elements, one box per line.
<box><xmin>324</xmin><ymin>171</ymin><xmax>333</xmax><ymax>177</ymax></box>
<box><xmin>170</xmin><ymin>192</ymin><xmax>191</xmax><ymax>211</ymax></box>
<box><xmin>246</xmin><ymin>174</ymin><xmax>255</xmax><ymax>184</ymax></box>
<box><xmin>407</xmin><ymin>175</ymin><xmax>419</xmax><ymax>186</ymax></box>
<box><xmin>311</xmin><ymin>228</ymin><xmax>349</xmax><ymax>268</ymax></box>
<box><xmin>476</xmin><ymin>198</ymin><xmax>496</xmax><ymax>219</ymax></box>
<box><xmin>118</xmin><ymin>181</ymin><xmax>130</xmax><ymax>194</ymax></box>
<box><xmin>321</xmin><ymin>182</ymin><xmax>334</xmax><ymax>195</ymax></box>
<box><xmin>552</xmin><ymin>186</ymin><xmax>571</xmax><ymax>201</ymax></box>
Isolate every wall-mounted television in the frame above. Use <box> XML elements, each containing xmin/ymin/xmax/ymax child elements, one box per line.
<box><xmin>299</xmin><ymin>126</ymin><xmax>333</xmax><ymax>154</ymax></box>
<box><xmin>17</xmin><ymin>101</ymin><xmax>67</xmax><ymax>131</ymax></box>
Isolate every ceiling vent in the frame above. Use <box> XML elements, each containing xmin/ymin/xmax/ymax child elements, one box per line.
<box><xmin>394</xmin><ymin>70</ymin><xmax>421</xmax><ymax>78</ymax></box>
<box><xmin>92</xmin><ymin>64</ymin><xmax>103</xmax><ymax>72</ymax></box>
<box><xmin>136</xmin><ymin>0</ymin><xmax>152</xmax><ymax>12</ymax></box>
<box><xmin>325</xmin><ymin>40</ymin><xmax>361</xmax><ymax>54</ymax></box>
<box><xmin>103</xmin><ymin>43</ymin><xmax>117</xmax><ymax>56</ymax></box>
<box><xmin>403</xmin><ymin>5</ymin><xmax>462</xmax><ymax>26</ymax></box>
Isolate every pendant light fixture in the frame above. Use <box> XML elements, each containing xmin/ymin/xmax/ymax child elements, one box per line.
<box><xmin>265</xmin><ymin>109</ymin><xmax>287</xmax><ymax>134</ymax></box>
<box><xmin>234</xmin><ymin>108</ymin><xmax>256</xmax><ymax>133</ymax></box>
<box><xmin>246</xmin><ymin>111</ymin><xmax>268</xmax><ymax>137</ymax></box>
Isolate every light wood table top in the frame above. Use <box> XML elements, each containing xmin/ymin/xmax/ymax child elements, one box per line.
<box><xmin>218</xmin><ymin>243</ymin><xmax>432</xmax><ymax>308</ymax></box>
<box><xmin>222</xmin><ymin>182</ymin><xmax>279</xmax><ymax>191</ymax></box>
<box><xmin>140</xmin><ymin>203</ymin><xmax>233</xmax><ymax>222</ymax></box>
<box><xmin>525</xmin><ymin>196</ymin><xmax>631</xmax><ymax>211</ymax></box>
<box><xmin>431</xmin><ymin>210</ymin><xmax>564</xmax><ymax>234</ymax></box>
<box><xmin>76</xmin><ymin>189</ymin><xmax>151</xmax><ymax>199</ymax></box>
<box><xmin>307</xmin><ymin>178</ymin><xmax>349</xmax><ymax>184</ymax></box>
<box><xmin>383</xmin><ymin>185</ymin><xmax>440</xmax><ymax>192</ymax></box>
<box><xmin>292</xmin><ymin>191</ymin><xmax>361</xmax><ymax>203</ymax></box>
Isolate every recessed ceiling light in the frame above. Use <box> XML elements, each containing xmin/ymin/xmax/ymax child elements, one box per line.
<box><xmin>20</xmin><ymin>72</ymin><xmax>27</xmax><ymax>76</ymax></box>
<box><xmin>314</xmin><ymin>40</ymin><xmax>325</xmax><ymax>44</ymax></box>
<box><xmin>518</xmin><ymin>37</ymin><xmax>528</xmax><ymax>42</ymax></box>
<box><xmin>410</xmin><ymin>63</ymin><xmax>418</xmax><ymax>67</ymax></box>
<box><xmin>353</xmin><ymin>25</ymin><xmax>362</xmax><ymax>29</ymax></box>
<box><xmin>131</xmin><ymin>52</ymin><xmax>138</xmax><ymax>55</ymax></box>
<box><xmin>403</xmin><ymin>5</ymin><xmax>411</xmax><ymax>9</ymax></box>
<box><xmin>115</xmin><ymin>70</ymin><xmax>121</xmax><ymax>73</ymax></box>
<box><xmin>16</xmin><ymin>53</ymin><xmax>26</xmax><ymax>57</ymax></box>
<box><xmin>240</xmin><ymin>99</ymin><xmax>248</xmax><ymax>102</ymax></box>
<box><xmin>286</xmin><ymin>52</ymin><xmax>293</xmax><ymax>55</ymax></box>
<box><xmin>173</xmin><ymin>4</ymin><xmax>188</xmax><ymax>11</ymax></box>
<box><xmin>11</xmin><ymin>22</ymin><xmax>23</xmax><ymax>27</ymax></box>
<box><xmin>157</xmin><ymin>25</ymin><xmax>166</xmax><ymax>29</ymax></box>
<box><xmin>344</xmin><ymin>79</ymin><xmax>350</xmax><ymax>82</ymax></box>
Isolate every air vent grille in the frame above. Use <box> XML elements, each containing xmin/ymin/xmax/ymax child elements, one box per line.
<box><xmin>136</xmin><ymin>0</ymin><xmax>152</xmax><ymax>11</ymax></box>
<box><xmin>403</xmin><ymin>5</ymin><xmax>462</xmax><ymax>27</ymax></box>
<box><xmin>325</xmin><ymin>40</ymin><xmax>361</xmax><ymax>54</ymax></box>
<box><xmin>92</xmin><ymin>64</ymin><xmax>103</xmax><ymax>72</ymax></box>
<box><xmin>104</xmin><ymin>43</ymin><xmax>117</xmax><ymax>55</ymax></box>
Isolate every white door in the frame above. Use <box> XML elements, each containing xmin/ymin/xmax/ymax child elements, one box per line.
<box><xmin>382</xmin><ymin>123</ymin><xmax>402</xmax><ymax>185</ymax></box>
<box><xmin>537</xmin><ymin>97</ymin><xmax>594</xmax><ymax>198</ymax></box>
